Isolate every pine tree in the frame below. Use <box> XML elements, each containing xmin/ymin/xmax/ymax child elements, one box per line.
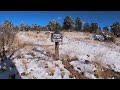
<box><xmin>110</xmin><ymin>22</ymin><xmax>120</xmax><ymax>36</ymax></box>
<box><xmin>83</xmin><ymin>22</ymin><xmax>90</xmax><ymax>32</ymax></box>
<box><xmin>90</xmin><ymin>22</ymin><xmax>98</xmax><ymax>33</ymax></box>
<box><xmin>46</xmin><ymin>20</ymin><xmax>61</xmax><ymax>31</ymax></box>
<box><xmin>75</xmin><ymin>17</ymin><xmax>82</xmax><ymax>31</ymax></box>
<box><xmin>63</xmin><ymin>16</ymin><xmax>74</xmax><ymax>31</ymax></box>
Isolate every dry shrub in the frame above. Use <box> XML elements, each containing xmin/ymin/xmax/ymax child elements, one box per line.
<box><xmin>62</xmin><ymin>54</ymin><xmax>78</xmax><ymax>62</ymax></box>
<box><xmin>0</xmin><ymin>26</ymin><xmax>14</xmax><ymax>60</ymax></box>
<box><xmin>112</xmin><ymin>35</ymin><xmax>116</xmax><ymax>43</ymax></box>
<box><xmin>91</xmin><ymin>55</ymin><xmax>106</xmax><ymax>78</ymax></box>
<box><xmin>84</xmin><ymin>36</ymin><xmax>90</xmax><ymax>40</ymax></box>
<box><xmin>61</xmin><ymin>71</ymin><xmax>65</xmax><ymax>78</ymax></box>
<box><xmin>116</xmin><ymin>38</ymin><xmax>120</xmax><ymax>46</ymax></box>
<box><xmin>70</xmin><ymin>56</ymin><xmax>78</xmax><ymax>61</ymax></box>
<box><xmin>91</xmin><ymin>54</ymin><xmax>103</xmax><ymax>66</ymax></box>
<box><xmin>91</xmin><ymin>54</ymin><xmax>113</xmax><ymax>79</ymax></box>
<box><xmin>47</xmin><ymin>67</ymin><xmax>55</xmax><ymax>76</ymax></box>
<box><xmin>21</xmin><ymin>59</ymin><xmax>28</xmax><ymax>70</ymax></box>
<box><xmin>84</xmin><ymin>32</ymin><xmax>91</xmax><ymax>36</ymax></box>
<box><xmin>0</xmin><ymin>22</ymin><xmax>26</xmax><ymax>61</ymax></box>
<box><xmin>69</xmin><ymin>73</ymin><xmax>74</xmax><ymax>78</ymax></box>
<box><xmin>111</xmin><ymin>33</ymin><xmax>116</xmax><ymax>43</ymax></box>
<box><xmin>116</xmin><ymin>42</ymin><xmax>120</xmax><ymax>46</ymax></box>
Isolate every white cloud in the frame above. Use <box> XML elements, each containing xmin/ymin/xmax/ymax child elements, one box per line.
<box><xmin>57</xmin><ymin>17</ymin><xmax>62</xmax><ymax>20</ymax></box>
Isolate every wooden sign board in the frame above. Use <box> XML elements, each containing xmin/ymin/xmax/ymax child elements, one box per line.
<box><xmin>51</xmin><ymin>33</ymin><xmax>63</xmax><ymax>42</ymax></box>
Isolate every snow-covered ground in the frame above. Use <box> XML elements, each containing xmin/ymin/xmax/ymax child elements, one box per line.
<box><xmin>0</xmin><ymin>31</ymin><xmax>120</xmax><ymax>79</ymax></box>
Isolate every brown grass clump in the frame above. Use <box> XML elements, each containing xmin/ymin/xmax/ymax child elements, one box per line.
<box><xmin>61</xmin><ymin>71</ymin><xmax>65</xmax><ymax>78</ymax></box>
<box><xmin>62</xmin><ymin>55</ymin><xmax>87</xmax><ymax>79</ymax></box>
<box><xmin>84</xmin><ymin>32</ymin><xmax>91</xmax><ymax>36</ymax></box>
<box><xmin>92</xmin><ymin>55</ymin><xmax>120</xmax><ymax>79</ymax></box>
<box><xmin>63</xmin><ymin>54</ymin><xmax>78</xmax><ymax>62</ymax></box>
<box><xmin>115</xmin><ymin>38</ymin><xmax>120</xmax><ymax>46</ymax></box>
<box><xmin>110</xmin><ymin>33</ymin><xmax>116</xmax><ymax>43</ymax></box>
<box><xmin>47</xmin><ymin>67</ymin><xmax>55</xmax><ymax>76</ymax></box>
<box><xmin>21</xmin><ymin>59</ymin><xmax>28</xmax><ymax>70</ymax></box>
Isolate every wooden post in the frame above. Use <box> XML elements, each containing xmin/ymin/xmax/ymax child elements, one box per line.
<box><xmin>55</xmin><ymin>42</ymin><xmax>59</xmax><ymax>60</ymax></box>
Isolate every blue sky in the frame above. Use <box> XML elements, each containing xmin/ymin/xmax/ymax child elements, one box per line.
<box><xmin>0</xmin><ymin>11</ymin><xmax>120</xmax><ymax>29</ymax></box>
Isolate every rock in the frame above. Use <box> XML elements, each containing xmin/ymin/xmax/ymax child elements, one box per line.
<box><xmin>85</xmin><ymin>60</ymin><xmax>90</xmax><ymax>64</ymax></box>
<box><xmin>45</xmin><ymin>65</ymin><xmax>48</xmax><ymax>68</ymax></box>
<box><xmin>77</xmin><ymin>67</ymin><xmax>81</xmax><ymax>70</ymax></box>
<box><xmin>87</xmin><ymin>55</ymin><xmax>90</xmax><ymax>57</ymax></box>
<box><xmin>21</xmin><ymin>72</ymin><xmax>26</xmax><ymax>76</ymax></box>
<box><xmin>81</xmin><ymin>72</ymin><xmax>84</xmax><ymax>75</ymax></box>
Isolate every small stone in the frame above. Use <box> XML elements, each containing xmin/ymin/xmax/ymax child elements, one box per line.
<box><xmin>87</xmin><ymin>55</ymin><xmax>90</xmax><ymax>57</ymax></box>
<box><xmin>81</xmin><ymin>72</ymin><xmax>84</xmax><ymax>75</ymax></box>
<box><xmin>21</xmin><ymin>72</ymin><xmax>26</xmax><ymax>76</ymax></box>
<box><xmin>77</xmin><ymin>67</ymin><xmax>81</xmax><ymax>70</ymax></box>
<box><xmin>45</xmin><ymin>65</ymin><xmax>48</xmax><ymax>68</ymax></box>
<box><xmin>85</xmin><ymin>60</ymin><xmax>90</xmax><ymax>64</ymax></box>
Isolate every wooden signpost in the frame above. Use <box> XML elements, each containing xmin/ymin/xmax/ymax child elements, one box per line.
<box><xmin>51</xmin><ymin>31</ymin><xmax>63</xmax><ymax>60</ymax></box>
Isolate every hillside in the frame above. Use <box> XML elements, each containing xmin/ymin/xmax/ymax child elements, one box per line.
<box><xmin>0</xmin><ymin>31</ymin><xmax>120</xmax><ymax>79</ymax></box>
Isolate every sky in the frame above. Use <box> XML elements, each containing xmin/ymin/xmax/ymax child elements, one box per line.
<box><xmin>0</xmin><ymin>11</ymin><xmax>120</xmax><ymax>29</ymax></box>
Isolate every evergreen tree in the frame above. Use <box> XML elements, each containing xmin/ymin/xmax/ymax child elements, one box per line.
<box><xmin>110</xmin><ymin>22</ymin><xmax>120</xmax><ymax>36</ymax></box>
<box><xmin>75</xmin><ymin>17</ymin><xmax>82</xmax><ymax>31</ymax></box>
<box><xmin>83</xmin><ymin>22</ymin><xmax>90</xmax><ymax>32</ymax></box>
<box><xmin>90</xmin><ymin>22</ymin><xmax>98</xmax><ymax>33</ymax></box>
<box><xmin>63</xmin><ymin>16</ymin><xmax>74</xmax><ymax>31</ymax></box>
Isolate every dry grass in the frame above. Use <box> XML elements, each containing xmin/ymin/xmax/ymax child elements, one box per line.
<box><xmin>16</xmin><ymin>31</ymin><xmax>54</xmax><ymax>47</ymax></box>
<box><xmin>61</xmin><ymin>71</ymin><xmax>65</xmax><ymax>78</ymax></box>
<box><xmin>91</xmin><ymin>53</ymin><xmax>103</xmax><ymax>65</ymax></box>
<box><xmin>47</xmin><ymin>67</ymin><xmax>55</xmax><ymax>76</ymax></box>
<box><xmin>116</xmin><ymin>38</ymin><xmax>120</xmax><ymax>46</ymax></box>
<box><xmin>24</xmin><ymin>31</ymin><xmax>51</xmax><ymax>40</ymax></box>
<box><xmin>62</xmin><ymin>54</ymin><xmax>88</xmax><ymax>79</ymax></box>
<box><xmin>21</xmin><ymin>59</ymin><xmax>28</xmax><ymax>70</ymax></box>
<box><xmin>83</xmin><ymin>32</ymin><xmax>91</xmax><ymax>36</ymax></box>
<box><xmin>13</xmin><ymin>31</ymin><xmax>120</xmax><ymax>79</ymax></box>
<box><xmin>60</xmin><ymin>68</ymin><xmax>65</xmax><ymax>78</ymax></box>
<box><xmin>91</xmin><ymin>54</ymin><xmax>120</xmax><ymax>79</ymax></box>
<box><xmin>13</xmin><ymin>33</ymin><xmax>35</xmax><ymax>51</ymax></box>
<box><xmin>111</xmin><ymin>34</ymin><xmax>116</xmax><ymax>43</ymax></box>
<box><xmin>63</xmin><ymin>54</ymin><xmax>78</xmax><ymax>62</ymax></box>
<box><xmin>64</xmin><ymin>32</ymin><xmax>82</xmax><ymax>39</ymax></box>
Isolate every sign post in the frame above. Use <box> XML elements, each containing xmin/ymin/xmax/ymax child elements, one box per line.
<box><xmin>51</xmin><ymin>30</ymin><xmax>63</xmax><ymax>60</ymax></box>
<box><xmin>55</xmin><ymin>42</ymin><xmax>59</xmax><ymax>60</ymax></box>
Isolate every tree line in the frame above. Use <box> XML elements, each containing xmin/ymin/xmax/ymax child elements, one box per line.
<box><xmin>1</xmin><ymin>16</ymin><xmax>120</xmax><ymax>37</ymax></box>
